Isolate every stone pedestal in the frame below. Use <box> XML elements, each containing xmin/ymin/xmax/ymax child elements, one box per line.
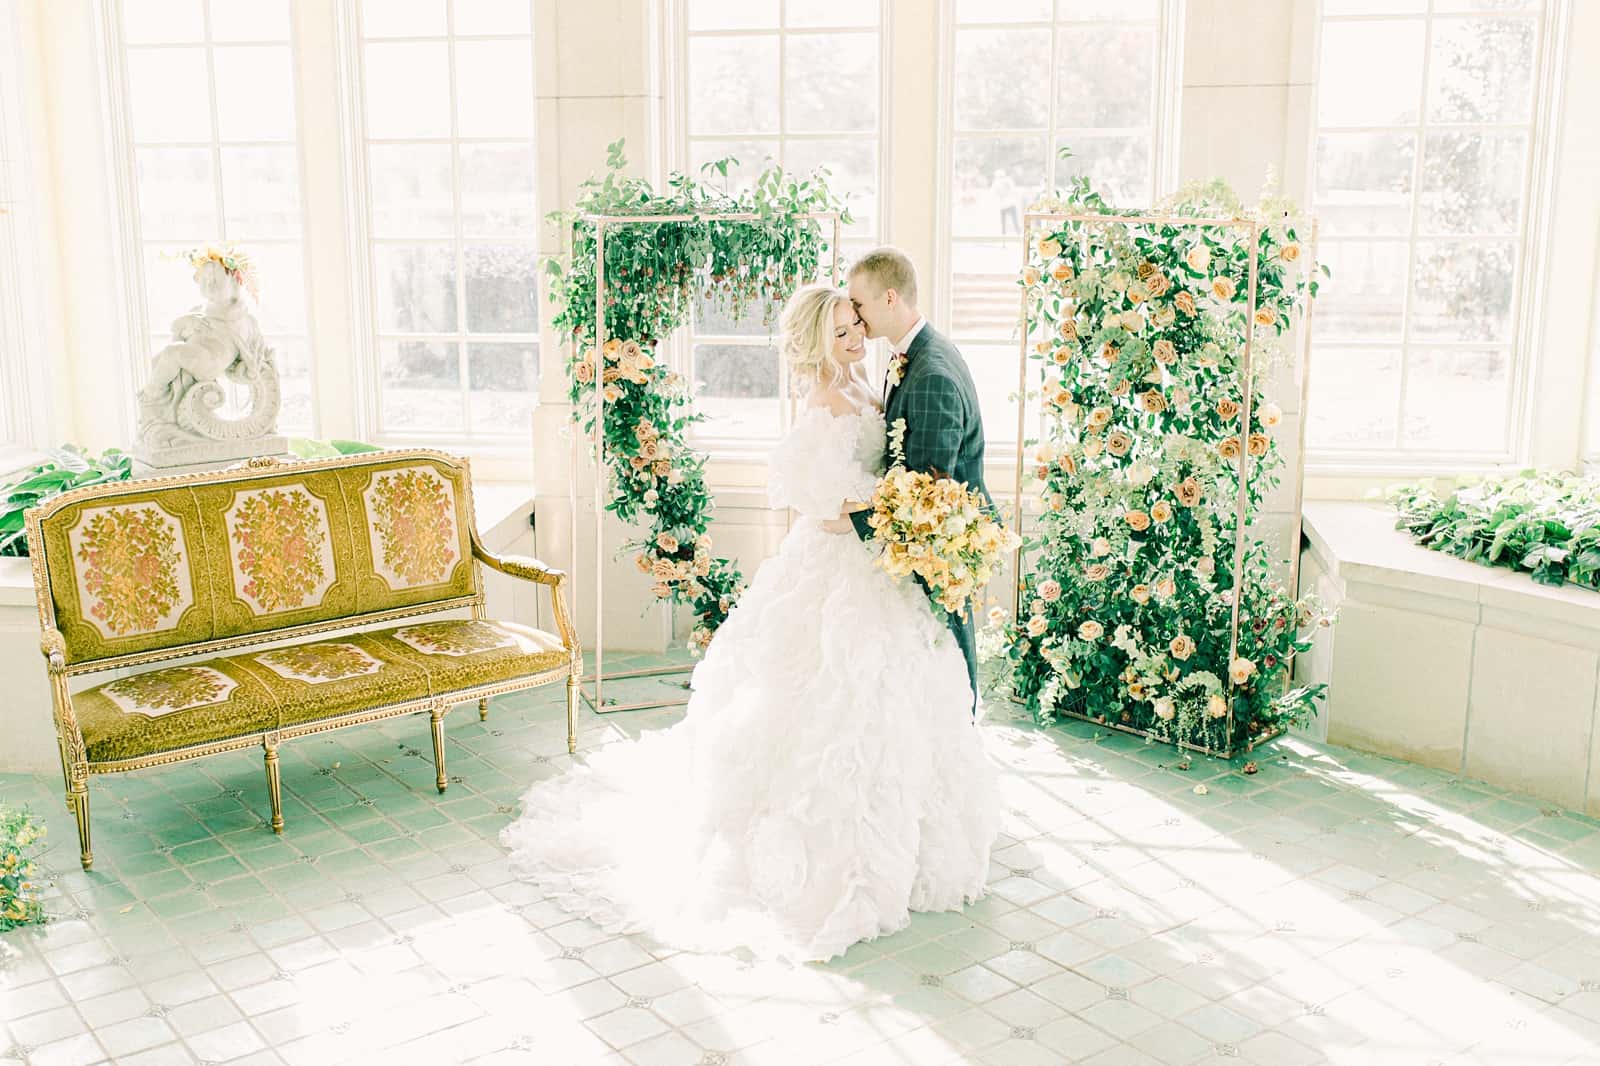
<box><xmin>132</xmin><ymin>433</ymin><xmax>289</xmax><ymax>473</ymax></box>
<box><xmin>132</xmin><ymin>443</ymin><xmax>293</xmax><ymax>480</ymax></box>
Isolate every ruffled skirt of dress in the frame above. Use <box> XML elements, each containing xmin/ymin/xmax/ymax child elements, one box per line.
<box><xmin>499</xmin><ymin>518</ymin><xmax>1001</xmax><ymax>963</ymax></box>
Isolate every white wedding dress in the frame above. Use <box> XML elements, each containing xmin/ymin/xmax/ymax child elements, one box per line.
<box><xmin>501</xmin><ymin>404</ymin><xmax>1001</xmax><ymax>963</ymax></box>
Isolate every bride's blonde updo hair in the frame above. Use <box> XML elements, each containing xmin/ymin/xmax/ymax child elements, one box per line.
<box><xmin>779</xmin><ymin>283</ymin><xmax>849</xmax><ymax>393</ymax></box>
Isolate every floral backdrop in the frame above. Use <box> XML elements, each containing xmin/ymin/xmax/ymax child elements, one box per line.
<box><xmin>983</xmin><ymin>178</ymin><xmax>1333</xmax><ymax>754</ymax></box>
<box><xmin>549</xmin><ymin>142</ymin><xmax>849</xmax><ymax>653</ymax></box>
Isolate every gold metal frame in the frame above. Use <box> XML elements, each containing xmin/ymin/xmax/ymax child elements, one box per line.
<box><xmin>567</xmin><ymin>209</ymin><xmax>843</xmax><ymax>714</ymax></box>
<box><xmin>1008</xmin><ymin>211</ymin><xmax>1319</xmax><ymax>759</ymax></box>
<box><xmin>24</xmin><ymin>448</ymin><xmax>583</xmax><ymax>869</ymax></box>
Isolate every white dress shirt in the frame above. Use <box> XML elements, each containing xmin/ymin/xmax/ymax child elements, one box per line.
<box><xmin>891</xmin><ymin>316</ymin><xmax>928</xmax><ymax>356</ymax></box>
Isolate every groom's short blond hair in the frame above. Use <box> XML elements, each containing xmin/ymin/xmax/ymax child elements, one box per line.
<box><xmin>849</xmin><ymin>246</ymin><xmax>918</xmax><ymax>308</ymax></box>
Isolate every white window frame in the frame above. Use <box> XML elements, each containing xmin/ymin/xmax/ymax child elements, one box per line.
<box><xmin>1305</xmin><ymin>0</ymin><xmax>1570</xmax><ymax>480</ymax></box>
<box><xmin>931</xmin><ymin>0</ymin><xmax>1184</xmax><ymax>459</ymax></box>
<box><xmin>662</xmin><ymin>0</ymin><xmax>892</xmax><ymax>461</ymax></box>
<box><xmin>335</xmin><ymin>0</ymin><xmax>542</xmax><ymax>458</ymax></box>
<box><xmin>0</xmin><ymin>0</ymin><xmax>50</xmax><ymax>447</ymax></box>
<box><xmin>97</xmin><ymin>0</ymin><xmax>321</xmax><ymax>440</ymax></box>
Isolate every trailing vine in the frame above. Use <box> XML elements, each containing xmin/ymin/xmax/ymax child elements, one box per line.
<box><xmin>547</xmin><ymin>140</ymin><xmax>850</xmax><ymax>652</ymax></box>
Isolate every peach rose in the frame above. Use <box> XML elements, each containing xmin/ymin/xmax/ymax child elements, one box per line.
<box><xmin>1052</xmin><ymin>347</ymin><xmax>1073</xmax><ymax>366</ymax></box>
<box><xmin>1026</xmin><ymin>614</ymin><xmax>1049</xmax><ymax>637</ymax></box>
<box><xmin>639</xmin><ymin>440</ymin><xmax>659</xmax><ymax>460</ymax></box>
<box><xmin>1248</xmin><ymin>433</ymin><xmax>1270</xmax><ymax>457</ymax></box>
<box><xmin>1153</xmin><ymin>697</ymin><xmax>1175</xmax><ymax>721</ymax></box>
<box><xmin>1111</xmin><ymin>380</ymin><xmax>1131</xmax><ymax>398</ymax></box>
<box><xmin>1062</xmin><ymin>453</ymin><xmax>1079</xmax><ymax>476</ymax></box>
<box><xmin>1207</xmin><ymin>693</ymin><xmax>1228</xmax><ymax>718</ymax></box>
<box><xmin>1048</xmin><ymin>492</ymin><xmax>1066</xmax><ymax>511</ymax></box>
<box><xmin>1090</xmin><ymin>537</ymin><xmax>1111</xmax><ymax>557</ymax></box>
<box><xmin>1059</xmin><ymin>319</ymin><xmax>1079</xmax><ymax>341</ymax></box>
<box><xmin>1120</xmin><ymin>311</ymin><xmax>1144</xmax><ymax>333</ymax></box>
<box><xmin>656</xmin><ymin>533</ymin><xmax>679</xmax><ymax>553</ymax></box>
<box><xmin>1211</xmin><ymin>276</ymin><xmax>1237</xmax><ymax>301</ymax></box>
<box><xmin>1152</xmin><ymin>339</ymin><xmax>1177</xmax><ymax>365</ymax></box>
<box><xmin>1278</xmin><ymin>242</ymin><xmax>1300</xmax><ymax>263</ymax></box>
<box><xmin>1140</xmin><ymin>391</ymin><xmax>1167</xmax><ymax>415</ymax></box>
<box><xmin>602</xmin><ymin>366</ymin><xmax>621</xmax><ymax>384</ymax></box>
<box><xmin>1124</xmin><ymin>509</ymin><xmax>1151</xmax><ymax>532</ymax></box>
<box><xmin>1127</xmin><ymin>281</ymin><xmax>1149</xmax><ymax>305</ymax></box>
<box><xmin>575</xmin><ymin>360</ymin><xmax>595</xmax><ymax>384</ymax></box>
<box><xmin>602</xmin><ymin>339</ymin><xmax>622</xmax><ymax>362</ymax></box>
<box><xmin>1170</xmin><ymin>634</ymin><xmax>1196</xmax><ymax>661</ymax></box>
<box><xmin>1216</xmin><ymin>398</ymin><xmax>1241</xmax><ymax>421</ymax></box>
<box><xmin>1086</xmin><ymin>406</ymin><xmax>1113</xmax><ymax>430</ymax></box>
<box><xmin>1175</xmin><ymin>477</ymin><xmax>1204</xmax><ymax>507</ymax></box>
<box><xmin>1100</xmin><ymin>342</ymin><xmax>1120</xmax><ymax>366</ymax></box>
<box><xmin>654</xmin><ymin>459</ymin><xmax>672</xmax><ymax>477</ymax></box>
<box><xmin>1038</xmin><ymin>236</ymin><xmax>1063</xmax><ymax>259</ymax></box>
<box><xmin>1040</xmin><ymin>579</ymin><xmax>1062</xmax><ymax>602</ymax></box>
<box><xmin>1145</xmin><ymin>272</ymin><xmax>1170</xmax><ymax>298</ymax></box>
<box><xmin>1153</xmin><ymin>304</ymin><xmax>1177</xmax><ymax>329</ymax></box>
<box><xmin>651</xmin><ymin>582</ymin><xmax>673</xmax><ymax>599</ymax></box>
<box><xmin>1107</xmin><ymin>430</ymin><xmax>1133</xmax><ymax>457</ymax></box>
<box><xmin>652</xmin><ymin>558</ymin><xmax>677</xmax><ymax>581</ymax></box>
<box><xmin>1131</xmin><ymin>584</ymin><xmax>1151</xmax><ymax>604</ymax></box>
<box><xmin>1078</xmin><ymin>620</ymin><xmax>1104</xmax><ymax>641</ymax></box>
<box><xmin>630</xmin><ymin>455</ymin><xmax>648</xmax><ymax>472</ymax></box>
<box><xmin>1023</xmin><ymin>266</ymin><xmax>1041</xmax><ymax>287</ymax></box>
<box><xmin>1136</xmin><ymin>261</ymin><xmax>1156</xmax><ymax>280</ymax></box>
<box><xmin>1218</xmin><ymin>437</ymin><xmax>1243</xmax><ymax>461</ymax></box>
<box><xmin>1172</xmin><ymin>386</ymin><xmax>1191</xmax><ymax>409</ymax></box>
<box><xmin>634</xmin><ymin>553</ymin><xmax>652</xmax><ymax>574</ymax></box>
<box><xmin>1196</xmin><ymin>556</ymin><xmax>1216</xmax><ymax>577</ymax></box>
<box><xmin>1051</xmin><ymin>261</ymin><xmax>1074</xmax><ymax>283</ymax></box>
<box><xmin>1230</xmin><ymin>657</ymin><xmax>1256</xmax><ymax>685</ymax></box>
<box><xmin>1174</xmin><ymin>291</ymin><xmax>1197</xmax><ymax>316</ymax></box>
<box><xmin>603</xmin><ymin>383</ymin><xmax>623</xmax><ymax>403</ymax></box>
<box><xmin>1254</xmin><ymin>306</ymin><xmax>1277</xmax><ymax>329</ymax></box>
<box><xmin>1084</xmin><ymin>563</ymin><xmax>1110</xmax><ymax>582</ymax></box>
<box><xmin>1151</xmin><ymin>500</ymin><xmax>1173</xmax><ymax>523</ymax></box>
<box><xmin>1084</xmin><ymin>436</ymin><xmax>1105</xmax><ymax>458</ymax></box>
<box><xmin>1156</xmin><ymin>576</ymin><xmax>1176</xmax><ymax>600</ymax></box>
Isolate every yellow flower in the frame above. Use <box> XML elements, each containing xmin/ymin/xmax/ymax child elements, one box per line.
<box><xmin>1211</xmin><ymin>276</ymin><xmax>1237</xmax><ymax>301</ymax></box>
<box><xmin>634</xmin><ymin>553</ymin><xmax>652</xmax><ymax>574</ymax></box>
<box><xmin>1151</xmin><ymin>500</ymin><xmax>1173</xmax><ymax>524</ymax></box>
<box><xmin>1254</xmin><ymin>306</ymin><xmax>1277</xmax><ymax>329</ymax></box>
<box><xmin>1124</xmin><ymin>510</ymin><xmax>1151</xmax><ymax>532</ymax></box>
<box><xmin>1278</xmin><ymin>242</ymin><xmax>1301</xmax><ymax>263</ymax></box>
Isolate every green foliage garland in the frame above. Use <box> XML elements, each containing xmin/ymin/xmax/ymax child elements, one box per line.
<box><xmin>983</xmin><ymin>176</ymin><xmax>1334</xmax><ymax>753</ymax></box>
<box><xmin>547</xmin><ymin>141</ymin><xmax>849</xmax><ymax>651</ymax></box>
<box><xmin>1391</xmin><ymin>471</ymin><xmax>1600</xmax><ymax>590</ymax></box>
<box><xmin>0</xmin><ymin>805</ymin><xmax>46</xmax><ymax>930</ymax></box>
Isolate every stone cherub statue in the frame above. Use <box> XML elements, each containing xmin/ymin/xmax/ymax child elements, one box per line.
<box><xmin>135</xmin><ymin>246</ymin><xmax>287</xmax><ymax>469</ymax></box>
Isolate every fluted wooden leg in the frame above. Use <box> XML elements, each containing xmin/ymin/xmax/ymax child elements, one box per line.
<box><xmin>264</xmin><ymin>743</ymin><xmax>284</xmax><ymax>834</ymax></box>
<box><xmin>566</xmin><ymin>674</ymin><xmax>578</xmax><ymax>754</ymax></box>
<box><xmin>478</xmin><ymin>697</ymin><xmax>490</xmax><ymax>721</ymax></box>
<box><xmin>68</xmin><ymin>776</ymin><xmax>92</xmax><ymax>870</ymax></box>
<box><xmin>430</xmin><ymin>705</ymin><xmax>448</xmax><ymax>793</ymax></box>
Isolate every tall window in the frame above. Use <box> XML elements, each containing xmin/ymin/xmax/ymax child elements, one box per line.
<box><xmin>944</xmin><ymin>0</ymin><xmax>1168</xmax><ymax>447</ymax></box>
<box><xmin>114</xmin><ymin>0</ymin><xmax>314</xmax><ymax>433</ymax></box>
<box><xmin>1309</xmin><ymin>0</ymin><xmax>1552</xmax><ymax>463</ymax></box>
<box><xmin>679</xmin><ymin>0</ymin><xmax>884</xmax><ymax>444</ymax></box>
<box><xmin>351</xmin><ymin>0</ymin><xmax>539</xmax><ymax>446</ymax></box>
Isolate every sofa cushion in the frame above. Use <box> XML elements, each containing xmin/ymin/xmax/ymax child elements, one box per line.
<box><xmin>73</xmin><ymin>619</ymin><xmax>568</xmax><ymax>763</ymax></box>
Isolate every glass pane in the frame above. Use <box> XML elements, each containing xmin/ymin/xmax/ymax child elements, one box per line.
<box><xmin>955</xmin><ymin>30</ymin><xmax>1049</xmax><ymax>131</ymax></box>
<box><xmin>1401</xmin><ymin>347</ymin><xmax>1510</xmax><ymax>451</ymax></box>
<box><xmin>123</xmin><ymin>0</ymin><xmax>204</xmax><ymax>43</ymax></box>
<box><xmin>144</xmin><ymin>244</ymin><xmax>202</xmax><ymax>328</ymax></box>
<box><xmin>461</xmin><ymin>144</ymin><xmax>537</xmax><ymax>234</ymax></box>
<box><xmin>1055</xmin><ymin>27</ymin><xmax>1154</xmax><ymax>128</ymax></box>
<box><xmin>368</xmin><ymin>144</ymin><xmax>454</xmax><ymax>237</ymax></box>
<box><xmin>949</xmin><ymin>240</ymin><xmax>1025</xmax><ymax>341</ymax></box>
<box><xmin>380</xmin><ymin>340</ymin><xmax>463</xmax><ymax>433</ymax></box>
<box><xmin>364</xmin><ymin>42</ymin><xmax>452</xmax><ymax>139</ymax></box>
<box><xmin>1323</xmin><ymin>0</ymin><xmax>1425</xmax><ymax>11</ymax></box>
<box><xmin>271</xmin><ymin>335</ymin><xmax>314</xmax><ymax>435</ymax></box>
<box><xmin>220</xmin><ymin>147</ymin><xmax>301</xmax><ymax>237</ymax></box>
<box><xmin>952</xmin><ymin>137</ymin><xmax>1046</xmax><ymax>238</ymax></box>
<box><xmin>688</xmin><ymin>140</ymin><xmax>779</xmax><ymax>194</ymax></box>
<box><xmin>1307</xmin><ymin>346</ymin><xmax>1400</xmax><ymax>450</ymax></box>
<box><xmin>208</xmin><ymin>0</ymin><xmax>291</xmax><ymax>41</ymax></box>
<box><xmin>249</xmin><ymin>243</ymin><xmax>307</xmax><ymax>333</ymax></box>
<box><xmin>455</xmin><ymin>40</ymin><xmax>535</xmax><ymax>138</ymax></box>
<box><xmin>1433</xmin><ymin>0</ymin><xmax>1542</xmax><ymax>10</ymax></box>
<box><xmin>1060</xmin><ymin>0</ymin><xmax>1158</xmax><ymax>15</ymax></box>
<box><xmin>954</xmin><ymin>0</ymin><xmax>1049</xmax><ymax>21</ymax></box>
<box><xmin>453</xmin><ymin>0</ymin><xmax>532</xmax><ymax>35</ymax></box>
<box><xmin>1316</xmin><ymin>20</ymin><xmax>1425</xmax><ymax>127</ymax></box>
<box><xmin>688</xmin><ymin>36</ymin><xmax>779</xmax><ymax>135</ymax></box>
<box><xmin>1411</xmin><ymin>241</ymin><xmax>1516</xmax><ymax>343</ymax></box>
<box><xmin>688</xmin><ymin>0</ymin><xmax>778</xmax><ymax>30</ymax></box>
<box><xmin>1419</xmin><ymin>131</ymin><xmax>1526</xmax><ymax>236</ymax></box>
<box><xmin>126</xmin><ymin>48</ymin><xmax>212</xmax><ymax>142</ymax></box>
<box><xmin>963</xmin><ymin>344</ymin><xmax>1024</xmax><ymax>447</ymax></box>
<box><xmin>136</xmin><ymin>148</ymin><xmax>217</xmax><ymax>239</ymax></box>
<box><xmin>467</xmin><ymin>342</ymin><xmax>539</xmax><ymax>432</ymax></box>
<box><xmin>1427</xmin><ymin>16</ymin><xmax>1537</xmax><ymax>123</ymax></box>
<box><xmin>691</xmin><ymin>344</ymin><xmax>781</xmax><ymax>439</ymax></box>
<box><xmin>1055</xmin><ymin>135</ymin><xmax>1151</xmax><ymax>207</ymax></box>
<box><xmin>464</xmin><ymin>243</ymin><xmax>538</xmax><ymax>333</ymax></box>
<box><xmin>361</xmin><ymin>0</ymin><xmax>446</xmax><ymax>37</ymax></box>
<box><xmin>1316</xmin><ymin>240</ymin><xmax>1409</xmax><ymax>340</ymax></box>
<box><xmin>374</xmin><ymin>244</ymin><xmax>457</xmax><ymax>332</ymax></box>
<box><xmin>785</xmin><ymin>33</ymin><xmax>876</xmax><ymax>133</ymax></box>
<box><xmin>785</xmin><ymin>0</ymin><xmax>878</xmax><ymax>27</ymax></box>
<box><xmin>695</xmin><ymin>290</ymin><xmax>778</xmax><ymax>336</ymax></box>
<box><xmin>213</xmin><ymin>46</ymin><xmax>297</xmax><ymax>141</ymax></box>
<box><xmin>1315</xmin><ymin>133</ymin><xmax>1415</xmax><ymax>236</ymax></box>
<box><xmin>784</xmin><ymin>138</ymin><xmax>878</xmax><ymax>238</ymax></box>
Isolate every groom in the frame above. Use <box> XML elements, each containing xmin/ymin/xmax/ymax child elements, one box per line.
<box><xmin>844</xmin><ymin>247</ymin><xmax>993</xmax><ymax>715</ymax></box>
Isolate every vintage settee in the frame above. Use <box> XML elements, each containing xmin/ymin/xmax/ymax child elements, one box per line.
<box><xmin>25</xmin><ymin>449</ymin><xmax>580</xmax><ymax>869</ymax></box>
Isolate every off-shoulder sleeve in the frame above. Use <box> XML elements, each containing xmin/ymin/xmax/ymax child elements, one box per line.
<box><xmin>768</xmin><ymin>408</ymin><xmax>880</xmax><ymax>518</ymax></box>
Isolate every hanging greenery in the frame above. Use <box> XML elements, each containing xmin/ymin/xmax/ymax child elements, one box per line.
<box><xmin>981</xmin><ymin>174</ymin><xmax>1334</xmax><ymax>755</ymax></box>
<box><xmin>546</xmin><ymin>140</ymin><xmax>850</xmax><ymax>652</ymax></box>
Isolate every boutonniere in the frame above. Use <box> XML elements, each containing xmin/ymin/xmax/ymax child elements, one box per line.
<box><xmin>887</xmin><ymin>352</ymin><xmax>908</xmax><ymax>388</ymax></box>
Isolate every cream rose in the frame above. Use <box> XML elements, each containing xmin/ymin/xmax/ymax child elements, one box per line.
<box><xmin>1023</xmin><ymin>266</ymin><xmax>1041</xmax><ymax>287</ymax></box>
<box><xmin>1084</xmin><ymin>436</ymin><xmax>1105</xmax><ymax>458</ymax></box>
<box><xmin>1259</xmin><ymin>402</ymin><xmax>1283</xmax><ymax>428</ymax></box>
<box><xmin>1156</xmin><ymin>576</ymin><xmax>1176</xmax><ymax>600</ymax></box>
<box><xmin>1051</xmin><ymin>261</ymin><xmax>1074</xmax><ymax>283</ymax></box>
<box><xmin>1152</xmin><ymin>339</ymin><xmax>1177</xmax><ymax>365</ymax></box>
<box><xmin>1086</xmin><ymin>406</ymin><xmax>1113</xmax><ymax>430</ymax></box>
<box><xmin>1106</xmin><ymin>430</ymin><xmax>1133</xmax><ymax>457</ymax></box>
<box><xmin>1153</xmin><ymin>304</ymin><xmax>1177</xmax><ymax>329</ymax></box>
<box><xmin>1174</xmin><ymin>290</ymin><xmax>1197</xmax><ymax>317</ymax></box>
<box><xmin>1059</xmin><ymin>319</ymin><xmax>1079</xmax><ymax>341</ymax></box>
<box><xmin>1278</xmin><ymin>242</ymin><xmax>1300</xmax><ymax>263</ymax></box>
<box><xmin>1175</xmin><ymin>477</ymin><xmax>1204</xmax><ymax>507</ymax></box>
<box><xmin>1186</xmin><ymin>245</ymin><xmax>1211</xmax><ymax>272</ymax></box>
<box><xmin>1153</xmin><ymin>697</ymin><xmax>1175</xmax><ymax>721</ymax></box>
<box><xmin>1170</xmin><ymin>634</ymin><xmax>1196</xmax><ymax>661</ymax></box>
<box><xmin>1211</xmin><ymin>276</ymin><xmax>1237</xmax><ymax>301</ymax></box>
<box><xmin>1230</xmin><ymin>658</ymin><xmax>1256</xmax><ymax>685</ymax></box>
<box><xmin>1207</xmin><ymin>693</ymin><xmax>1228</xmax><ymax>718</ymax></box>
<box><xmin>1151</xmin><ymin>500</ymin><xmax>1173</xmax><ymax>524</ymax></box>
<box><xmin>1026</xmin><ymin>614</ymin><xmax>1049</xmax><ymax>637</ymax></box>
<box><xmin>1120</xmin><ymin>310</ymin><xmax>1144</xmax><ymax>333</ymax></box>
<box><xmin>1077</xmin><ymin>620</ymin><xmax>1104</xmax><ymax>641</ymax></box>
<box><xmin>656</xmin><ymin>532</ymin><xmax>680</xmax><ymax>553</ymax></box>
<box><xmin>1039</xmin><ymin>579</ymin><xmax>1062</xmax><ymax>602</ymax></box>
<box><xmin>1131</xmin><ymin>584</ymin><xmax>1151</xmax><ymax>604</ymax></box>
<box><xmin>1140</xmin><ymin>391</ymin><xmax>1167</xmax><ymax>415</ymax></box>
<box><xmin>1090</xmin><ymin>536</ymin><xmax>1111</xmax><ymax>557</ymax></box>
<box><xmin>1038</xmin><ymin>236</ymin><xmax>1063</xmax><ymax>259</ymax></box>
<box><xmin>1084</xmin><ymin>563</ymin><xmax>1111</xmax><ymax>582</ymax></box>
<box><xmin>1124</xmin><ymin>509</ymin><xmax>1151</xmax><ymax>532</ymax></box>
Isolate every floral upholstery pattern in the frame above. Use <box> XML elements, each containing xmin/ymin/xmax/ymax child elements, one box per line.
<box><xmin>225</xmin><ymin>487</ymin><xmax>335</xmax><ymax>615</ymax></box>
<box><xmin>394</xmin><ymin>620</ymin><xmax>519</xmax><ymax>657</ymax></box>
<box><xmin>67</xmin><ymin>504</ymin><xmax>193</xmax><ymax>640</ymax></box>
<box><xmin>254</xmin><ymin>642</ymin><xmax>381</xmax><ymax>684</ymax></box>
<box><xmin>99</xmin><ymin>666</ymin><xmax>236</xmax><ymax>718</ymax></box>
<box><xmin>364</xmin><ymin>466</ymin><xmax>460</xmax><ymax>590</ymax></box>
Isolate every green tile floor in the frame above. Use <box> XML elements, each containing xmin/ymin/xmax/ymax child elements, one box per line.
<box><xmin>4</xmin><ymin>651</ymin><xmax>1600</xmax><ymax>1065</ymax></box>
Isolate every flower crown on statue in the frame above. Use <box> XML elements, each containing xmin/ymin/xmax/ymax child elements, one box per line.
<box><xmin>181</xmin><ymin>243</ymin><xmax>261</xmax><ymax>301</ymax></box>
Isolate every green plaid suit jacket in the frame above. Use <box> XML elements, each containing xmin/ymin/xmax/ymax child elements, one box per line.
<box><xmin>851</xmin><ymin>323</ymin><xmax>992</xmax><ymax>712</ymax></box>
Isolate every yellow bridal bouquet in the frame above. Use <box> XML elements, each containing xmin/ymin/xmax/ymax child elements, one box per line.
<box><xmin>867</xmin><ymin>466</ymin><xmax>1020</xmax><ymax>619</ymax></box>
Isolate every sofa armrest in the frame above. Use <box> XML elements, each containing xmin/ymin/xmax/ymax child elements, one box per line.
<box><xmin>472</xmin><ymin>545</ymin><xmax>566</xmax><ymax>587</ymax></box>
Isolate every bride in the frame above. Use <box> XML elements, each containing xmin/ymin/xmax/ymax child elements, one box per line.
<box><xmin>501</xmin><ymin>284</ymin><xmax>1001</xmax><ymax>963</ymax></box>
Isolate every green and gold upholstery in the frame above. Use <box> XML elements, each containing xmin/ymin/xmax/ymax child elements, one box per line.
<box><xmin>25</xmin><ymin>450</ymin><xmax>581</xmax><ymax>870</ymax></box>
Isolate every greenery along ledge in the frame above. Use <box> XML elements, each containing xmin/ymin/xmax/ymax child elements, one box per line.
<box><xmin>546</xmin><ymin>140</ymin><xmax>850</xmax><ymax>653</ymax></box>
<box><xmin>1391</xmin><ymin>471</ymin><xmax>1600</xmax><ymax>591</ymax></box>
